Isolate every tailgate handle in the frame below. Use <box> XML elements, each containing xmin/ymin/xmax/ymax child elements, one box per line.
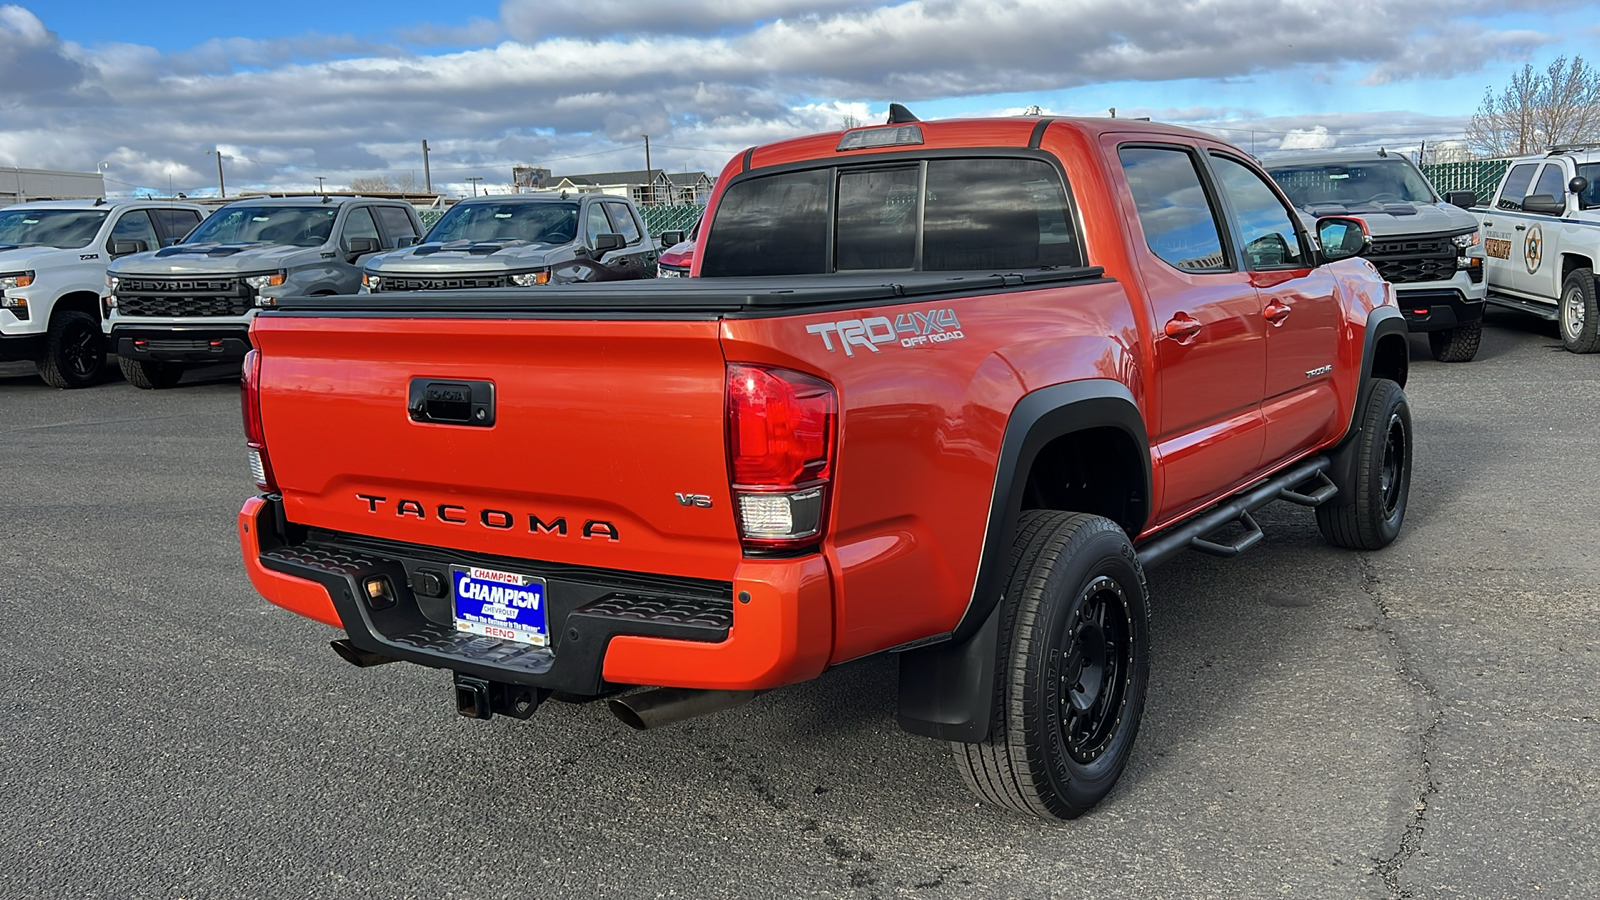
<box><xmin>409</xmin><ymin>379</ymin><xmax>496</xmax><ymax>427</ymax></box>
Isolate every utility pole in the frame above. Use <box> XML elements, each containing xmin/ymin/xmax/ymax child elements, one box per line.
<box><xmin>422</xmin><ymin>140</ymin><xmax>432</xmax><ymax>194</ymax></box>
<box><xmin>316</xmin><ymin>176</ymin><xmax>326</xmax><ymax>194</ymax></box>
<box><xmin>207</xmin><ymin>149</ymin><xmax>227</xmax><ymax>198</ymax></box>
<box><xmin>642</xmin><ymin>134</ymin><xmax>653</xmax><ymax>205</ymax></box>
<box><xmin>466</xmin><ymin>176</ymin><xmax>482</xmax><ymax>197</ymax></box>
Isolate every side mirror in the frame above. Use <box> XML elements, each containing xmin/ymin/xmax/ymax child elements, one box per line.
<box><xmin>110</xmin><ymin>240</ymin><xmax>148</xmax><ymax>257</ymax></box>
<box><xmin>592</xmin><ymin>232</ymin><xmax>625</xmax><ymax>254</ymax></box>
<box><xmin>1570</xmin><ymin>176</ymin><xmax>1590</xmax><ymax>195</ymax></box>
<box><xmin>1316</xmin><ymin>216</ymin><xmax>1370</xmax><ymax>262</ymax></box>
<box><xmin>659</xmin><ymin>230</ymin><xmax>685</xmax><ymax>247</ymax></box>
<box><xmin>1446</xmin><ymin>190</ymin><xmax>1478</xmax><ymax>209</ymax></box>
<box><xmin>396</xmin><ymin>235</ymin><xmax>417</xmax><ymax>248</ymax></box>
<box><xmin>346</xmin><ymin>236</ymin><xmax>380</xmax><ymax>256</ymax></box>
<box><xmin>1520</xmin><ymin>193</ymin><xmax>1565</xmax><ymax>216</ymax></box>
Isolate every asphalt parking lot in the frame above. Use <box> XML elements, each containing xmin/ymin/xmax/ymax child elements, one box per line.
<box><xmin>1</xmin><ymin>311</ymin><xmax>1595</xmax><ymax>900</ymax></box>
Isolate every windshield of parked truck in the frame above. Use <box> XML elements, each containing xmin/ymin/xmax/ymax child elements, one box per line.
<box><xmin>184</xmin><ymin>206</ymin><xmax>339</xmax><ymax>247</ymax></box>
<box><xmin>424</xmin><ymin>202</ymin><xmax>580</xmax><ymax>244</ymax></box>
<box><xmin>1267</xmin><ymin>159</ymin><xmax>1438</xmax><ymax>209</ymax></box>
<box><xmin>0</xmin><ymin>209</ymin><xmax>109</xmax><ymax>249</ymax></box>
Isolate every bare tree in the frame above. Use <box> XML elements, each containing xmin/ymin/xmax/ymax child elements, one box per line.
<box><xmin>1467</xmin><ymin>55</ymin><xmax>1600</xmax><ymax>157</ymax></box>
<box><xmin>841</xmin><ymin>112</ymin><xmax>861</xmax><ymax>130</ymax></box>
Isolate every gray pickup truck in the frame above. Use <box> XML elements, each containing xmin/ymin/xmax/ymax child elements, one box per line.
<box><xmin>1264</xmin><ymin>151</ymin><xmax>1488</xmax><ymax>362</ymax></box>
<box><xmin>103</xmin><ymin>196</ymin><xmax>423</xmax><ymax>388</ymax></box>
<box><xmin>360</xmin><ymin>193</ymin><xmax>658</xmax><ymax>293</ymax></box>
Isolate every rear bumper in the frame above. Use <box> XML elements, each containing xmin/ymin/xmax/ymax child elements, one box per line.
<box><xmin>113</xmin><ymin>325</ymin><xmax>252</xmax><ymax>362</ymax></box>
<box><xmin>1394</xmin><ymin>287</ymin><xmax>1485</xmax><ymax>333</ymax></box>
<box><xmin>237</xmin><ymin>496</ymin><xmax>834</xmax><ymax>696</ymax></box>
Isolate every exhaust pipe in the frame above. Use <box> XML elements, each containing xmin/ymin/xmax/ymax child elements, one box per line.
<box><xmin>608</xmin><ymin>687</ymin><xmax>758</xmax><ymax>731</ymax></box>
<box><xmin>330</xmin><ymin>639</ymin><xmax>400</xmax><ymax>668</ymax></box>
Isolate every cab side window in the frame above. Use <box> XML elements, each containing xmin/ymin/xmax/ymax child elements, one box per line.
<box><xmin>1118</xmin><ymin>145</ymin><xmax>1229</xmax><ymax>272</ymax></box>
<box><xmin>341</xmin><ymin>207</ymin><xmax>381</xmax><ymax>250</ymax></box>
<box><xmin>1528</xmin><ymin>164</ymin><xmax>1568</xmax><ymax>213</ymax></box>
<box><xmin>1210</xmin><ymin>154</ymin><xmax>1307</xmax><ymax>269</ymax></box>
<box><xmin>1497</xmin><ymin>163</ymin><xmax>1538</xmax><ymax>211</ymax></box>
<box><xmin>604</xmin><ymin>202</ymin><xmax>643</xmax><ymax>244</ymax></box>
<box><xmin>109</xmin><ymin>210</ymin><xmax>162</xmax><ymax>255</ymax></box>
<box><xmin>373</xmin><ymin>206</ymin><xmax>419</xmax><ymax>248</ymax></box>
<box><xmin>585</xmin><ymin>204</ymin><xmax>615</xmax><ymax>246</ymax></box>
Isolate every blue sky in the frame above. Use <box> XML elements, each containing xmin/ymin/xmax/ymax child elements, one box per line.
<box><xmin>2</xmin><ymin>1</ymin><xmax>1593</xmax><ymax>196</ymax></box>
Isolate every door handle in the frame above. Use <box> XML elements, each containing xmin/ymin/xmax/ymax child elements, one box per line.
<box><xmin>1164</xmin><ymin>313</ymin><xmax>1202</xmax><ymax>343</ymax></box>
<box><xmin>1515</xmin><ymin>225</ymin><xmax>1526</xmax><ymax>231</ymax></box>
<box><xmin>1264</xmin><ymin>300</ymin><xmax>1292</xmax><ymax>325</ymax></box>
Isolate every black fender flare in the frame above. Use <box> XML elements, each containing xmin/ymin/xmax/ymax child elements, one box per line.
<box><xmin>896</xmin><ymin>378</ymin><xmax>1149</xmax><ymax>742</ymax></box>
<box><xmin>1326</xmin><ymin>306</ymin><xmax>1409</xmax><ymax>498</ymax></box>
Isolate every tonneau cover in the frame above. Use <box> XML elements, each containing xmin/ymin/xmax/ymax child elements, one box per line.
<box><xmin>263</xmin><ymin>267</ymin><xmax>1106</xmax><ymax>317</ymax></box>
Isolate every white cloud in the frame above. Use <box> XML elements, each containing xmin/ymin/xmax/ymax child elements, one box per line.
<box><xmin>1279</xmin><ymin>126</ymin><xmax>1337</xmax><ymax>151</ymax></box>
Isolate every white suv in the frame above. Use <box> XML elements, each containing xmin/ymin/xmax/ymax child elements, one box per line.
<box><xmin>0</xmin><ymin>199</ymin><xmax>207</xmax><ymax>387</ymax></box>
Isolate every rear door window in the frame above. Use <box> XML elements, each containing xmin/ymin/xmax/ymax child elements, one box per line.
<box><xmin>1118</xmin><ymin>146</ymin><xmax>1229</xmax><ymax>271</ymax></box>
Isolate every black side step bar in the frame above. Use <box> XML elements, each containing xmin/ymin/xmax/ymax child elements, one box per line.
<box><xmin>1485</xmin><ymin>292</ymin><xmax>1557</xmax><ymax>321</ymax></box>
<box><xmin>1137</xmin><ymin>457</ymin><xmax>1336</xmax><ymax>570</ymax></box>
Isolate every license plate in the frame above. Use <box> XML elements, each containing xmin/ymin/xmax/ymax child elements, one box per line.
<box><xmin>451</xmin><ymin>565</ymin><xmax>548</xmax><ymax>647</ymax></box>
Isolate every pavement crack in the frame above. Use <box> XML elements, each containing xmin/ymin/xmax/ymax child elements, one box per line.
<box><xmin>1358</xmin><ymin>553</ymin><xmax>1445</xmax><ymax>900</ymax></box>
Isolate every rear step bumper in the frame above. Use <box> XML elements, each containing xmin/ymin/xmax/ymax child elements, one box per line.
<box><xmin>237</xmin><ymin>496</ymin><xmax>834</xmax><ymax>696</ymax></box>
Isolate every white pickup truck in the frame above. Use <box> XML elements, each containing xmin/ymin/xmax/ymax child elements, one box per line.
<box><xmin>1473</xmin><ymin>144</ymin><xmax>1600</xmax><ymax>352</ymax></box>
<box><xmin>0</xmin><ymin>199</ymin><xmax>207</xmax><ymax>387</ymax></box>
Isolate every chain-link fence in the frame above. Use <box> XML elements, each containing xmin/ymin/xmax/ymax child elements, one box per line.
<box><xmin>419</xmin><ymin>208</ymin><xmax>444</xmax><ymax>228</ymax></box>
<box><xmin>639</xmin><ymin>204</ymin><xmax>704</xmax><ymax>237</ymax></box>
<box><xmin>1420</xmin><ymin>159</ymin><xmax>1511</xmax><ymax>201</ymax></box>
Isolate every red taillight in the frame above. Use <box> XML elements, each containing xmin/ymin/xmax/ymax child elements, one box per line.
<box><xmin>726</xmin><ymin>364</ymin><xmax>837</xmax><ymax>552</ymax></box>
<box><xmin>241</xmin><ymin>349</ymin><xmax>278</xmax><ymax>493</ymax></box>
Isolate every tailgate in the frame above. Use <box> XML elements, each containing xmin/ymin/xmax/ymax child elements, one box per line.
<box><xmin>251</xmin><ymin>315</ymin><xmax>740</xmax><ymax>581</ymax></box>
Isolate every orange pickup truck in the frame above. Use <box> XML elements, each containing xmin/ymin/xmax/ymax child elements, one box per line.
<box><xmin>238</xmin><ymin>111</ymin><xmax>1412</xmax><ymax>819</ymax></box>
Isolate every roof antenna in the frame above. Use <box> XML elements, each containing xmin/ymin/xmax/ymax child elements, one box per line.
<box><xmin>1378</xmin><ymin>147</ymin><xmax>1388</xmax><ymax>158</ymax></box>
<box><xmin>322</xmin><ymin>193</ymin><xmax>333</xmax><ymax>203</ymax></box>
<box><xmin>93</xmin><ymin>197</ymin><xmax>106</xmax><ymax>206</ymax></box>
<box><xmin>886</xmin><ymin>103</ymin><xmax>920</xmax><ymax>124</ymax></box>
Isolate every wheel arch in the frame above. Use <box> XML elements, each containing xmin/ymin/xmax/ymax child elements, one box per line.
<box><xmin>1328</xmin><ymin>305</ymin><xmax>1409</xmax><ymax>500</ymax></box>
<box><xmin>896</xmin><ymin>378</ymin><xmax>1150</xmax><ymax>742</ymax></box>
<box><xmin>1560</xmin><ymin>252</ymin><xmax>1593</xmax><ymax>284</ymax></box>
<box><xmin>49</xmin><ymin>289</ymin><xmax>101</xmax><ymax>323</ymax></box>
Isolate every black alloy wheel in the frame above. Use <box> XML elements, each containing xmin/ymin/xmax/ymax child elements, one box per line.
<box><xmin>35</xmin><ymin>309</ymin><xmax>107</xmax><ymax>389</ymax></box>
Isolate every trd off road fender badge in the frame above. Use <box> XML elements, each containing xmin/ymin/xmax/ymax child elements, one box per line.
<box><xmin>807</xmin><ymin>308</ymin><xmax>965</xmax><ymax>356</ymax></box>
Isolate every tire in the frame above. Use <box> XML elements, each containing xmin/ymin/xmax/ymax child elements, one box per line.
<box><xmin>1558</xmin><ymin>268</ymin><xmax>1600</xmax><ymax>353</ymax></box>
<box><xmin>1427</xmin><ymin>320</ymin><xmax>1481</xmax><ymax>362</ymax></box>
<box><xmin>117</xmin><ymin>356</ymin><xmax>185</xmax><ymax>389</ymax></box>
<box><xmin>35</xmin><ymin>309</ymin><xmax>106</xmax><ymax>389</ymax></box>
<box><xmin>952</xmin><ymin>511</ymin><xmax>1150</xmax><ymax>819</ymax></box>
<box><xmin>1317</xmin><ymin>379</ymin><xmax>1411</xmax><ymax>550</ymax></box>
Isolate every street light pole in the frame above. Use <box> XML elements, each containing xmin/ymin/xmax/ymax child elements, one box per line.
<box><xmin>465</xmin><ymin>176</ymin><xmax>482</xmax><ymax>197</ymax></box>
<box><xmin>422</xmin><ymin>140</ymin><xmax>432</xmax><ymax>194</ymax></box>
<box><xmin>207</xmin><ymin>149</ymin><xmax>227</xmax><ymax>198</ymax></box>
<box><xmin>316</xmin><ymin>176</ymin><xmax>326</xmax><ymax>195</ymax></box>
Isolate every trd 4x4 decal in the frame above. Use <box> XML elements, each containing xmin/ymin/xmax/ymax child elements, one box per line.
<box><xmin>806</xmin><ymin>309</ymin><xmax>965</xmax><ymax>356</ymax></box>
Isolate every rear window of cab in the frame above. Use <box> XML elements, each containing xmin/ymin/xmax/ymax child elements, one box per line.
<box><xmin>699</xmin><ymin>157</ymin><xmax>1083</xmax><ymax>277</ymax></box>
